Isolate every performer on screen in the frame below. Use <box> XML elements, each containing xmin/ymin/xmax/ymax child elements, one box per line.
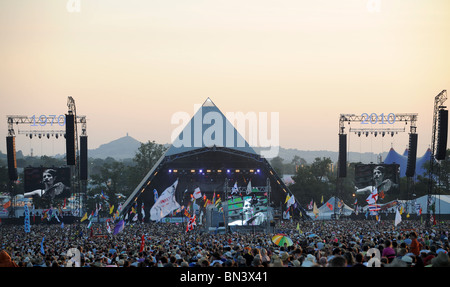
<box><xmin>22</xmin><ymin>169</ymin><xmax>70</xmax><ymax>200</ymax></box>
<box><xmin>355</xmin><ymin>165</ymin><xmax>398</xmax><ymax>198</ymax></box>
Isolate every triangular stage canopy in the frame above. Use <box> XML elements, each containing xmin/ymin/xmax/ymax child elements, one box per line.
<box><xmin>119</xmin><ymin>98</ymin><xmax>308</xmax><ymax>223</ymax></box>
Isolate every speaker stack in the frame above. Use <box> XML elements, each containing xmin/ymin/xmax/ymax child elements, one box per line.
<box><xmin>405</xmin><ymin>133</ymin><xmax>418</xmax><ymax>177</ymax></box>
<box><xmin>6</xmin><ymin>136</ymin><xmax>18</xmax><ymax>181</ymax></box>
<box><xmin>436</xmin><ymin>109</ymin><xmax>448</xmax><ymax>160</ymax></box>
<box><xmin>338</xmin><ymin>134</ymin><xmax>347</xmax><ymax>178</ymax></box>
<box><xmin>80</xmin><ymin>135</ymin><xmax>88</xmax><ymax>180</ymax></box>
<box><xmin>65</xmin><ymin>114</ymin><xmax>76</xmax><ymax>165</ymax></box>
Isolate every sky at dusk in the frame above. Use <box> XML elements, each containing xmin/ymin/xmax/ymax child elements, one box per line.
<box><xmin>0</xmin><ymin>0</ymin><xmax>449</xmax><ymax>160</ymax></box>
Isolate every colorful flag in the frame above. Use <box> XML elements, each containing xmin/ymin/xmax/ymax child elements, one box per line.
<box><xmin>321</xmin><ymin>195</ymin><xmax>324</xmax><ymax>204</ymax></box>
<box><xmin>101</xmin><ymin>190</ymin><xmax>109</xmax><ymax>200</ymax></box>
<box><xmin>139</xmin><ymin>234</ymin><xmax>145</xmax><ymax>252</ymax></box>
<box><xmin>326</xmin><ymin>202</ymin><xmax>333</xmax><ymax>211</ymax></box>
<box><xmin>313</xmin><ymin>202</ymin><xmax>319</xmax><ymax>218</ymax></box>
<box><xmin>153</xmin><ymin>189</ymin><xmax>158</xmax><ymax>202</ymax></box>
<box><xmin>186</xmin><ymin>215</ymin><xmax>196</xmax><ymax>232</ymax></box>
<box><xmin>40</xmin><ymin>236</ymin><xmax>45</xmax><ymax>255</ymax></box>
<box><xmin>368</xmin><ymin>204</ymin><xmax>381</xmax><ymax>212</ymax></box>
<box><xmin>246</xmin><ymin>181</ymin><xmax>252</xmax><ymax>195</ymax></box>
<box><xmin>307</xmin><ymin>199</ymin><xmax>313</xmax><ymax>210</ymax></box>
<box><xmin>366</xmin><ymin>188</ymin><xmax>378</xmax><ymax>205</ymax></box>
<box><xmin>80</xmin><ymin>212</ymin><xmax>88</xmax><ymax>222</ymax></box>
<box><xmin>394</xmin><ymin>207</ymin><xmax>402</xmax><ymax>226</ymax></box>
<box><xmin>109</xmin><ymin>205</ymin><xmax>114</xmax><ymax>215</ymax></box>
<box><xmin>150</xmin><ymin>180</ymin><xmax>180</xmax><ymax>221</ymax></box>
<box><xmin>231</xmin><ymin>182</ymin><xmax>239</xmax><ymax>195</ymax></box>
<box><xmin>2</xmin><ymin>200</ymin><xmax>11</xmax><ymax>209</ymax></box>
<box><xmin>113</xmin><ymin>220</ymin><xmax>125</xmax><ymax>235</ymax></box>
<box><xmin>193</xmin><ymin>187</ymin><xmax>202</xmax><ymax>199</ymax></box>
<box><xmin>24</xmin><ymin>204</ymin><xmax>31</xmax><ymax>233</ymax></box>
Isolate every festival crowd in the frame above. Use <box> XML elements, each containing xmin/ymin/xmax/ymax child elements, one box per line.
<box><xmin>1</xmin><ymin>219</ymin><xmax>449</xmax><ymax>267</ymax></box>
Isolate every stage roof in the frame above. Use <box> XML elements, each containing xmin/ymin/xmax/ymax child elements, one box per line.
<box><xmin>166</xmin><ymin>98</ymin><xmax>257</xmax><ymax>156</ymax></box>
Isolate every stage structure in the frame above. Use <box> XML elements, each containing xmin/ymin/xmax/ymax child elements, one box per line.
<box><xmin>5</xmin><ymin>96</ymin><xmax>87</xmax><ymax>217</ymax></box>
<box><xmin>427</xmin><ymin>90</ymin><xmax>448</xmax><ymax>227</ymax></box>
<box><xmin>337</xmin><ymin>112</ymin><xmax>418</xmax><ymax>217</ymax></box>
<box><xmin>119</xmin><ymin>98</ymin><xmax>309</xmax><ymax>231</ymax></box>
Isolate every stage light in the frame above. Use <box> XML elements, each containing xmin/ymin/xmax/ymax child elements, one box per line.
<box><xmin>206</xmin><ymin>169</ymin><xmax>211</xmax><ymax>173</ymax></box>
<box><xmin>257</xmin><ymin>169</ymin><xmax>260</xmax><ymax>173</ymax></box>
<box><xmin>249</xmin><ymin>169</ymin><xmax>254</xmax><ymax>173</ymax></box>
<box><xmin>173</xmin><ymin>170</ymin><xmax>178</xmax><ymax>173</ymax></box>
<box><xmin>199</xmin><ymin>169</ymin><xmax>203</xmax><ymax>173</ymax></box>
<box><xmin>235</xmin><ymin>169</ymin><xmax>240</xmax><ymax>173</ymax></box>
<box><xmin>226</xmin><ymin>169</ymin><xmax>231</xmax><ymax>173</ymax></box>
<box><xmin>191</xmin><ymin>169</ymin><xmax>195</xmax><ymax>173</ymax></box>
<box><xmin>168</xmin><ymin>169</ymin><xmax>172</xmax><ymax>173</ymax></box>
<box><xmin>217</xmin><ymin>169</ymin><xmax>222</xmax><ymax>173</ymax></box>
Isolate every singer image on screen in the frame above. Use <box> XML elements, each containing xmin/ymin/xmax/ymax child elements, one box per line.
<box><xmin>22</xmin><ymin>169</ymin><xmax>69</xmax><ymax>200</ymax></box>
<box><xmin>355</xmin><ymin>165</ymin><xmax>398</xmax><ymax>197</ymax></box>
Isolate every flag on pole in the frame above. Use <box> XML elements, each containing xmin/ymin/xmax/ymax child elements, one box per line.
<box><xmin>394</xmin><ymin>207</ymin><xmax>402</xmax><ymax>226</ymax></box>
<box><xmin>139</xmin><ymin>234</ymin><xmax>146</xmax><ymax>252</ymax></box>
<box><xmin>80</xmin><ymin>212</ymin><xmax>88</xmax><ymax>222</ymax></box>
<box><xmin>153</xmin><ymin>189</ymin><xmax>158</xmax><ymax>202</ymax></box>
<box><xmin>186</xmin><ymin>215</ymin><xmax>196</xmax><ymax>232</ymax></box>
<box><xmin>113</xmin><ymin>219</ymin><xmax>125</xmax><ymax>235</ymax></box>
<box><xmin>366</xmin><ymin>188</ymin><xmax>378</xmax><ymax>205</ymax></box>
<box><xmin>40</xmin><ymin>236</ymin><xmax>45</xmax><ymax>255</ymax></box>
<box><xmin>193</xmin><ymin>187</ymin><xmax>202</xmax><ymax>199</ymax></box>
<box><xmin>231</xmin><ymin>182</ymin><xmax>239</xmax><ymax>195</ymax></box>
<box><xmin>150</xmin><ymin>180</ymin><xmax>180</xmax><ymax>221</ymax></box>
<box><xmin>24</xmin><ymin>204</ymin><xmax>31</xmax><ymax>233</ymax></box>
<box><xmin>313</xmin><ymin>202</ymin><xmax>319</xmax><ymax>218</ymax></box>
<box><xmin>307</xmin><ymin>199</ymin><xmax>313</xmax><ymax>210</ymax></box>
<box><xmin>246</xmin><ymin>181</ymin><xmax>252</xmax><ymax>195</ymax></box>
<box><xmin>287</xmin><ymin>194</ymin><xmax>295</xmax><ymax>208</ymax></box>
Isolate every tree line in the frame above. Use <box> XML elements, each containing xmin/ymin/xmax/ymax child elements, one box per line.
<box><xmin>1</xmin><ymin>143</ymin><xmax>449</xmax><ymax>212</ymax></box>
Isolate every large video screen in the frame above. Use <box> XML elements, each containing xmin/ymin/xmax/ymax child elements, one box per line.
<box><xmin>23</xmin><ymin>167</ymin><xmax>71</xmax><ymax>201</ymax></box>
<box><xmin>354</xmin><ymin>163</ymin><xmax>399</xmax><ymax>196</ymax></box>
<box><xmin>226</xmin><ymin>195</ymin><xmax>268</xmax><ymax>226</ymax></box>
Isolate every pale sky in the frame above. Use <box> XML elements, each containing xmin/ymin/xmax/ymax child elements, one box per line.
<box><xmin>0</xmin><ymin>0</ymin><xmax>449</xmax><ymax>160</ymax></box>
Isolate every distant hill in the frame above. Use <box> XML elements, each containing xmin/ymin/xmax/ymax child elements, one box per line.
<box><xmin>87</xmin><ymin>136</ymin><xmax>385</xmax><ymax>163</ymax></box>
<box><xmin>88</xmin><ymin>135</ymin><xmax>143</xmax><ymax>160</ymax></box>
<box><xmin>1</xmin><ymin>135</ymin><xmax>386</xmax><ymax>164</ymax></box>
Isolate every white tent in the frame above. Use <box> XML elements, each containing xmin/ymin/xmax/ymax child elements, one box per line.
<box><xmin>412</xmin><ymin>195</ymin><xmax>450</xmax><ymax>214</ymax></box>
<box><xmin>306</xmin><ymin>197</ymin><xmax>354</xmax><ymax>220</ymax></box>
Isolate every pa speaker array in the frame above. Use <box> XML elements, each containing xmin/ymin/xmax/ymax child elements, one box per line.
<box><xmin>405</xmin><ymin>133</ymin><xmax>418</xmax><ymax>177</ymax></box>
<box><xmin>65</xmin><ymin>114</ymin><xmax>76</xmax><ymax>165</ymax></box>
<box><xmin>338</xmin><ymin>134</ymin><xmax>347</xmax><ymax>178</ymax></box>
<box><xmin>6</xmin><ymin>136</ymin><xmax>18</xmax><ymax>181</ymax></box>
<box><xmin>436</xmin><ymin>109</ymin><xmax>448</xmax><ymax>160</ymax></box>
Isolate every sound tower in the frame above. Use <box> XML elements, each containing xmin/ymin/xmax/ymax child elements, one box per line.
<box><xmin>65</xmin><ymin>114</ymin><xmax>76</xmax><ymax>165</ymax></box>
<box><xmin>436</xmin><ymin>109</ymin><xmax>448</xmax><ymax>160</ymax></box>
<box><xmin>6</xmin><ymin>136</ymin><xmax>18</xmax><ymax>181</ymax></box>
<box><xmin>80</xmin><ymin>136</ymin><xmax>88</xmax><ymax>180</ymax></box>
<box><xmin>406</xmin><ymin>133</ymin><xmax>418</xmax><ymax>177</ymax></box>
<box><xmin>338</xmin><ymin>134</ymin><xmax>347</xmax><ymax>177</ymax></box>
